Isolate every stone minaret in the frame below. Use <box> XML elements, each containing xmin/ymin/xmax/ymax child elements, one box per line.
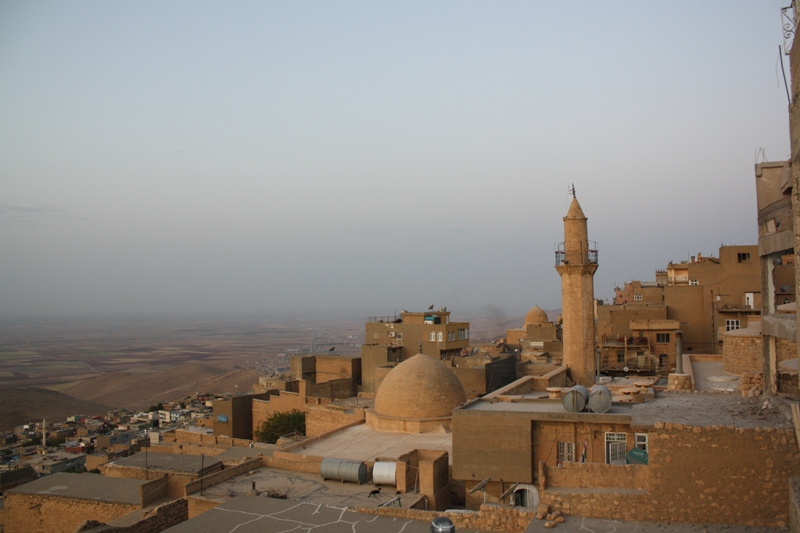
<box><xmin>555</xmin><ymin>193</ymin><xmax>598</xmax><ymax>387</ymax></box>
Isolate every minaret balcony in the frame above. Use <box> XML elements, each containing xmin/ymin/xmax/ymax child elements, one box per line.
<box><xmin>555</xmin><ymin>241</ymin><xmax>598</xmax><ymax>266</ymax></box>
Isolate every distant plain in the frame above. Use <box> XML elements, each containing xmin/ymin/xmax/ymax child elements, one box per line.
<box><xmin>0</xmin><ymin>312</ymin><xmax>522</xmax><ymax>430</ymax></box>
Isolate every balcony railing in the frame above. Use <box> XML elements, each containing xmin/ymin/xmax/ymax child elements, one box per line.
<box><xmin>555</xmin><ymin>241</ymin><xmax>598</xmax><ymax>266</ymax></box>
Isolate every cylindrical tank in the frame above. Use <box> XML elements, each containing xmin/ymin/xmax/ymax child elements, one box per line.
<box><xmin>587</xmin><ymin>384</ymin><xmax>612</xmax><ymax>413</ymax></box>
<box><xmin>372</xmin><ymin>461</ymin><xmax>397</xmax><ymax>486</ymax></box>
<box><xmin>320</xmin><ymin>457</ymin><xmax>367</xmax><ymax>485</ymax></box>
<box><xmin>431</xmin><ymin>517</ymin><xmax>455</xmax><ymax>533</ymax></box>
<box><xmin>562</xmin><ymin>385</ymin><xmax>588</xmax><ymax>412</ymax></box>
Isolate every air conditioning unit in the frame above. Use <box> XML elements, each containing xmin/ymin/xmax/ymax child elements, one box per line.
<box><xmin>388</xmin><ymin>332</ymin><xmax>396</xmax><ymax>337</ymax></box>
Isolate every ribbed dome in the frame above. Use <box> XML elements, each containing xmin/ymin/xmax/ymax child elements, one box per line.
<box><xmin>374</xmin><ymin>354</ymin><xmax>466</xmax><ymax>419</ymax></box>
<box><xmin>525</xmin><ymin>306</ymin><xmax>549</xmax><ymax>326</ymax></box>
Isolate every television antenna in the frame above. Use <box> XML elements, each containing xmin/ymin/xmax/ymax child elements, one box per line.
<box><xmin>469</xmin><ymin>477</ymin><xmax>492</xmax><ymax>503</ymax></box>
<box><xmin>499</xmin><ymin>482</ymin><xmax>520</xmax><ymax>503</ymax></box>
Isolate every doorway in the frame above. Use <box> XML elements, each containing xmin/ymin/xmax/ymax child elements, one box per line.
<box><xmin>513</xmin><ymin>485</ymin><xmax>539</xmax><ymax>508</ymax></box>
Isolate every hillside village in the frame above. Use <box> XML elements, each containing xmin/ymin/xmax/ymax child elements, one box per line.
<box><xmin>5</xmin><ymin>6</ymin><xmax>800</xmax><ymax>533</ymax></box>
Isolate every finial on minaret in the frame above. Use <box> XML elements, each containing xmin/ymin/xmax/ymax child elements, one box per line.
<box><xmin>569</xmin><ymin>183</ymin><xmax>576</xmax><ymax>198</ymax></box>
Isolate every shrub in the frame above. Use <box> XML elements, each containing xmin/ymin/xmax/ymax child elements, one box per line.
<box><xmin>253</xmin><ymin>410</ymin><xmax>305</xmax><ymax>444</ymax></box>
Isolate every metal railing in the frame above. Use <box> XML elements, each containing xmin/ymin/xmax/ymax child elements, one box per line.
<box><xmin>555</xmin><ymin>247</ymin><xmax>598</xmax><ymax>266</ymax></box>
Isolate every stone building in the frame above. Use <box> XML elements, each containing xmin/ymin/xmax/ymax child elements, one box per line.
<box><xmin>505</xmin><ymin>305</ymin><xmax>563</xmax><ymax>361</ymax></box>
<box><xmin>3</xmin><ymin>472</ymin><xmax>178</xmax><ymax>533</ymax></box>
<box><xmin>754</xmin><ymin>159</ymin><xmax>798</xmax><ymax>397</ymax></box>
<box><xmin>607</xmin><ymin>245</ymin><xmax>760</xmax><ymax>355</ymax></box>
<box><xmin>450</xmin><ymin>379</ymin><xmax>800</xmax><ymax>526</ymax></box>
<box><xmin>363</xmin><ymin>310</ymin><xmax>470</xmax><ymax>362</ymax></box>
<box><xmin>212</xmin><ymin>392</ymin><xmax>272</xmax><ymax>440</ymax></box>
<box><xmin>599</xmin><ymin>319</ymin><xmax>682</xmax><ymax>375</ymax></box>
<box><xmin>100</xmin><ymin>451</ymin><xmax>223</xmax><ymax>498</ymax></box>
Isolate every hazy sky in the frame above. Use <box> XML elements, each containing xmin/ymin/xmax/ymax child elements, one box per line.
<box><xmin>0</xmin><ymin>1</ymin><xmax>793</xmax><ymax>320</ymax></box>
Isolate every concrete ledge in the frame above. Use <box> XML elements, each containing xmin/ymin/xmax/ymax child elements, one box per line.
<box><xmin>763</xmin><ymin>314</ymin><xmax>797</xmax><ymax>342</ymax></box>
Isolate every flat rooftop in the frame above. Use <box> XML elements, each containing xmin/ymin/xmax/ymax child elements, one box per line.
<box><xmin>631</xmin><ymin>394</ymin><xmax>794</xmax><ymax>429</ymax></box>
<box><xmin>108</xmin><ymin>451</ymin><xmax>220</xmax><ymax>474</ymax></box>
<box><xmin>458</xmin><ymin>390</ymin><xmax>793</xmax><ymax>430</ymax></box>
<box><xmin>194</xmin><ymin>466</ymin><xmax>400</xmax><ymax>508</ymax></box>
<box><xmin>288</xmin><ymin>424</ymin><xmax>451</xmax><ymax>464</ymax></box>
<box><xmin>164</xmin><ymin>494</ymin><xmax>492</xmax><ymax>533</ymax></box>
<box><xmin>7</xmin><ymin>472</ymin><xmax>146</xmax><ymax>505</ymax></box>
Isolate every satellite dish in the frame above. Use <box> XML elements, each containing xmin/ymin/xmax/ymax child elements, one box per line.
<box><xmin>469</xmin><ymin>477</ymin><xmax>491</xmax><ymax>494</ymax></box>
<box><xmin>499</xmin><ymin>482</ymin><xmax>519</xmax><ymax>500</ymax></box>
<box><xmin>716</xmin><ymin>296</ymin><xmax>721</xmax><ymax>301</ymax></box>
<box><xmin>623</xmin><ymin>367</ymin><xmax>629</xmax><ymax>372</ymax></box>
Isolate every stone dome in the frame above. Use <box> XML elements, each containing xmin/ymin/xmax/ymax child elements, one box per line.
<box><xmin>524</xmin><ymin>305</ymin><xmax>549</xmax><ymax>326</ymax></box>
<box><xmin>374</xmin><ymin>354</ymin><xmax>467</xmax><ymax>420</ymax></box>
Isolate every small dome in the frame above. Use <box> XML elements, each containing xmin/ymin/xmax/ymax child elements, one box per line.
<box><xmin>525</xmin><ymin>306</ymin><xmax>549</xmax><ymax>326</ymax></box>
<box><xmin>374</xmin><ymin>354</ymin><xmax>466</xmax><ymax>419</ymax></box>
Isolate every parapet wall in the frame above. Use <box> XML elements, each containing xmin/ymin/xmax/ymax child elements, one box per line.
<box><xmin>74</xmin><ymin>499</ymin><xmax>188</xmax><ymax>533</ymax></box>
<box><xmin>4</xmin><ymin>493</ymin><xmax>139</xmax><ymax>533</ymax></box>
<box><xmin>305</xmin><ymin>404</ymin><xmax>366</xmax><ymax>437</ymax></box>
<box><xmin>182</xmin><ymin>458</ymin><xmax>263</xmax><ymax>496</ymax></box>
<box><xmin>722</xmin><ymin>334</ymin><xmax>762</xmax><ymax>375</ymax></box>
<box><xmin>355</xmin><ymin>503</ymin><xmax>536</xmax><ymax>533</ymax></box>
<box><xmin>540</xmin><ymin>422</ymin><xmax>800</xmax><ymax>527</ymax></box>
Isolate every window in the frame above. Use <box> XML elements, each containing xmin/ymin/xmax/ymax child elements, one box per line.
<box><xmin>737</xmin><ymin>252</ymin><xmax>751</xmax><ymax>263</ymax></box>
<box><xmin>617</xmin><ymin>350</ymin><xmax>625</xmax><ymax>363</ymax></box>
<box><xmin>429</xmin><ymin>331</ymin><xmax>436</xmax><ymax>341</ymax></box>
<box><xmin>689</xmin><ymin>280</ymin><xmax>699</xmax><ymax>286</ymax></box>
<box><xmin>656</xmin><ymin>333</ymin><xmax>670</xmax><ymax>343</ymax></box>
<box><xmin>557</xmin><ymin>441</ymin><xmax>575</xmax><ymax>463</ymax></box>
<box><xmin>605</xmin><ymin>432</ymin><xmax>627</xmax><ymax>465</ymax></box>
<box><xmin>437</xmin><ymin>332</ymin><xmax>443</xmax><ymax>342</ymax></box>
<box><xmin>634</xmin><ymin>433</ymin><xmax>648</xmax><ymax>452</ymax></box>
<box><xmin>633</xmin><ymin>294</ymin><xmax>643</xmax><ymax>301</ymax></box>
<box><xmin>725</xmin><ymin>319</ymin><xmax>740</xmax><ymax>332</ymax></box>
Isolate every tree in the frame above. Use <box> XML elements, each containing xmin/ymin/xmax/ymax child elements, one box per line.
<box><xmin>253</xmin><ymin>410</ymin><xmax>305</xmax><ymax>444</ymax></box>
<box><xmin>147</xmin><ymin>403</ymin><xmax>163</xmax><ymax>412</ymax></box>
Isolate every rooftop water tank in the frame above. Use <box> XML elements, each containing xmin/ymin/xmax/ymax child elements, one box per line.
<box><xmin>372</xmin><ymin>461</ymin><xmax>397</xmax><ymax>486</ymax></box>
<box><xmin>562</xmin><ymin>385</ymin><xmax>588</xmax><ymax>413</ymax></box>
<box><xmin>320</xmin><ymin>457</ymin><xmax>367</xmax><ymax>485</ymax></box>
<box><xmin>587</xmin><ymin>384</ymin><xmax>612</xmax><ymax>413</ymax></box>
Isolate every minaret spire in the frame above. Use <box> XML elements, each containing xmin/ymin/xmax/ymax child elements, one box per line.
<box><xmin>555</xmin><ymin>193</ymin><xmax>598</xmax><ymax>387</ymax></box>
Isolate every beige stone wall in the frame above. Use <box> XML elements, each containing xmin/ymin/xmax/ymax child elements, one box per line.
<box><xmin>315</xmin><ymin>356</ymin><xmax>359</xmax><ymax>384</ymax></box>
<box><xmin>790</xmin><ymin>477</ymin><xmax>800</xmax><ymax>533</ymax></box>
<box><xmin>187</xmin><ymin>496</ymin><xmax>221</xmax><ymax>519</ymax></box>
<box><xmin>544</xmin><ymin>462</ymin><xmax>648</xmax><ymax>489</ymax></box>
<box><xmin>305</xmin><ymin>404</ymin><xmax>366</xmax><ymax>437</ymax></box>
<box><xmin>4</xmin><ymin>493</ymin><xmax>138</xmax><ymax>533</ymax></box>
<box><xmin>73</xmin><ymin>498</ymin><xmax>188</xmax><ymax>533</ymax></box>
<box><xmin>539</xmin><ymin>423</ymin><xmax>800</xmax><ymax>528</ymax></box>
<box><xmin>182</xmin><ymin>459</ymin><xmax>262</xmax><ymax>496</ymax></box>
<box><xmin>778</xmin><ymin>337</ymin><xmax>798</xmax><ymax>363</ymax></box>
<box><xmin>251</xmin><ymin>392</ymin><xmax>305</xmax><ymax>435</ymax></box>
<box><xmin>722</xmin><ymin>334</ymin><xmax>762</xmax><ymax>375</ymax></box>
<box><xmin>355</xmin><ymin>503</ymin><xmax>536</xmax><ymax>533</ymax></box>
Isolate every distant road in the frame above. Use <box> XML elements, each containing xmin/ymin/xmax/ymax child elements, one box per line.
<box><xmin>68</xmin><ymin>350</ymin><xmax>103</xmax><ymax>375</ymax></box>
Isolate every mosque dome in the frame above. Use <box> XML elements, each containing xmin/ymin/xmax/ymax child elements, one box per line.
<box><xmin>374</xmin><ymin>354</ymin><xmax>467</xmax><ymax>420</ymax></box>
<box><xmin>524</xmin><ymin>306</ymin><xmax>549</xmax><ymax>326</ymax></box>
